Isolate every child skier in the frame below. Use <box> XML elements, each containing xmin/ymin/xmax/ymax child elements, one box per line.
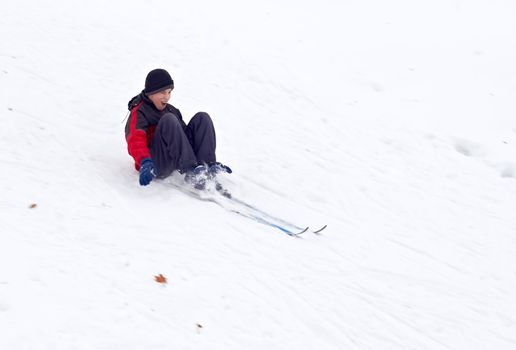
<box><xmin>125</xmin><ymin>68</ymin><xmax>230</xmax><ymax>187</ymax></box>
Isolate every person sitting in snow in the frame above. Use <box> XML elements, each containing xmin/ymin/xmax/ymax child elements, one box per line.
<box><xmin>125</xmin><ymin>68</ymin><xmax>231</xmax><ymax>188</ymax></box>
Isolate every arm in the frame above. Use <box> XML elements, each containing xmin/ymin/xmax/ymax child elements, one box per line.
<box><xmin>125</xmin><ymin>102</ymin><xmax>151</xmax><ymax>170</ymax></box>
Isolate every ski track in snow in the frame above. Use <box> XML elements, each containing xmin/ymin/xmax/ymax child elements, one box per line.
<box><xmin>1</xmin><ymin>1</ymin><xmax>516</xmax><ymax>349</ymax></box>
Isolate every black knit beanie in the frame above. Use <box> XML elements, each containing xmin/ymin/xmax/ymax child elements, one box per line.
<box><xmin>144</xmin><ymin>69</ymin><xmax>174</xmax><ymax>95</ymax></box>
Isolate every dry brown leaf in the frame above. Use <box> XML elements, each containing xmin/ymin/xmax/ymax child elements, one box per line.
<box><xmin>154</xmin><ymin>274</ymin><xmax>167</xmax><ymax>284</ymax></box>
<box><xmin>29</xmin><ymin>203</ymin><xmax>37</xmax><ymax>209</ymax></box>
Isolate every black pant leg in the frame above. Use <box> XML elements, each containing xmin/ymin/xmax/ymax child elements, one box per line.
<box><xmin>186</xmin><ymin>112</ymin><xmax>217</xmax><ymax>164</ymax></box>
<box><xmin>150</xmin><ymin>113</ymin><xmax>198</xmax><ymax>177</ymax></box>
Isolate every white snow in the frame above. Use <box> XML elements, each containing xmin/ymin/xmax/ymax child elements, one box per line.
<box><xmin>1</xmin><ymin>0</ymin><xmax>516</xmax><ymax>349</ymax></box>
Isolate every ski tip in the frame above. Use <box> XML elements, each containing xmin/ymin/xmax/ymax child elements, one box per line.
<box><xmin>313</xmin><ymin>225</ymin><xmax>327</xmax><ymax>234</ymax></box>
<box><xmin>292</xmin><ymin>227</ymin><xmax>309</xmax><ymax>236</ymax></box>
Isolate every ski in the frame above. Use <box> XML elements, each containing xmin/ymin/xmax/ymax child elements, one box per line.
<box><xmin>215</xmin><ymin>182</ymin><xmax>327</xmax><ymax>235</ymax></box>
<box><xmin>168</xmin><ymin>182</ymin><xmax>308</xmax><ymax>236</ymax></box>
<box><xmin>230</xmin><ymin>210</ymin><xmax>309</xmax><ymax>236</ymax></box>
<box><xmin>312</xmin><ymin>225</ymin><xmax>328</xmax><ymax>234</ymax></box>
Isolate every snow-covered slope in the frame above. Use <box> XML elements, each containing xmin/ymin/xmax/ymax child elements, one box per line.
<box><xmin>1</xmin><ymin>1</ymin><xmax>516</xmax><ymax>349</ymax></box>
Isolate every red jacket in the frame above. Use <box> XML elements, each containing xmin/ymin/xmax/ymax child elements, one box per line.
<box><xmin>125</xmin><ymin>92</ymin><xmax>187</xmax><ymax>170</ymax></box>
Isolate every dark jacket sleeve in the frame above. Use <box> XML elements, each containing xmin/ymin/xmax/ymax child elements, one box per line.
<box><xmin>125</xmin><ymin>102</ymin><xmax>151</xmax><ymax>170</ymax></box>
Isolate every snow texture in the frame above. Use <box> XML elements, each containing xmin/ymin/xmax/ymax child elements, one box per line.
<box><xmin>1</xmin><ymin>1</ymin><xmax>516</xmax><ymax>349</ymax></box>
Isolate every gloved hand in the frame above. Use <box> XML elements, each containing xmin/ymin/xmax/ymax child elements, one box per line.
<box><xmin>139</xmin><ymin>158</ymin><xmax>157</xmax><ymax>186</ymax></box>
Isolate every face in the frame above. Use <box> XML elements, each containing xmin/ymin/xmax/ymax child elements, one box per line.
<box><xmin>148</xmin><ymin>88</ymin><xmax>172</xmax><ymax>111</ymax></box>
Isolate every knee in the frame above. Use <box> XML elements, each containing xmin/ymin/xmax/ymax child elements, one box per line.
<box><xmin>191</xmin><ymin>112</ymin><xmax>213</xmax><ymax>125</ymax></box>
<box><xmin>159</xmin><ymin>113</ymin><xmax>182</xmax><ymax>128</ymax></box>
